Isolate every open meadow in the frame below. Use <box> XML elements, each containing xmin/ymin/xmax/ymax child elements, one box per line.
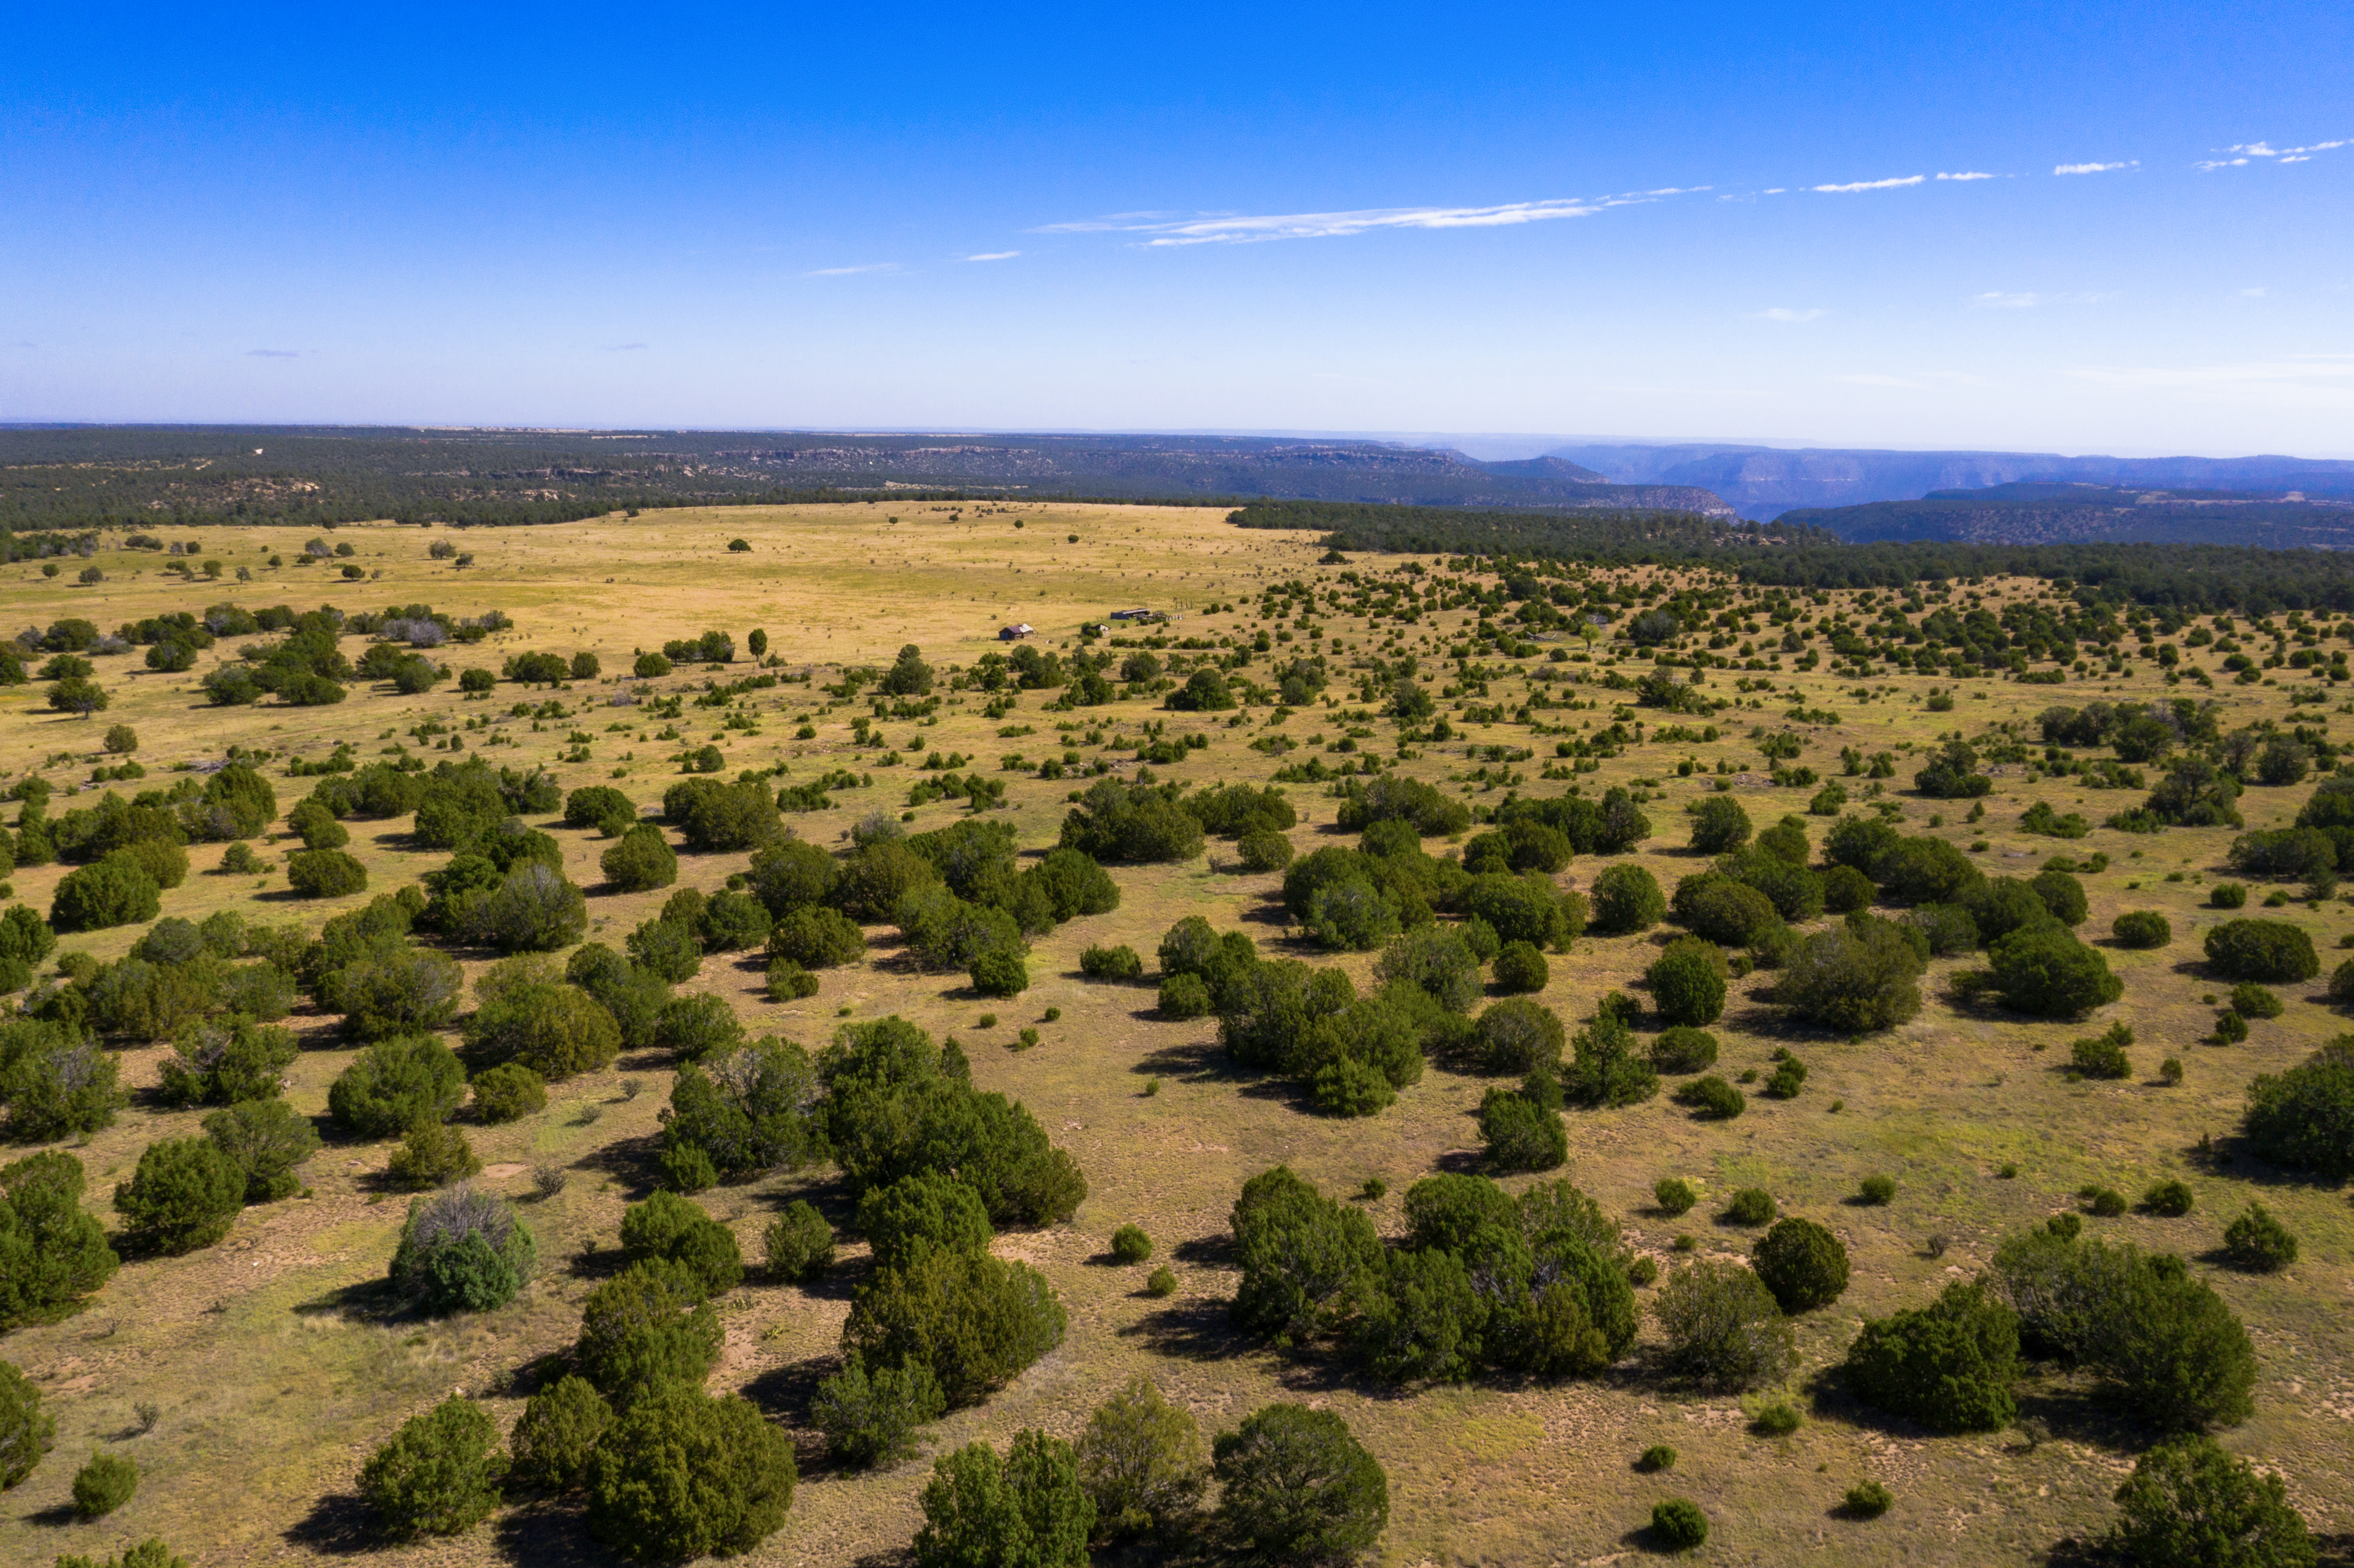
<box><xmin>2</xmin><ymin>499</ymin><xmax>2350</xmax><ymax>1567</ymax></box>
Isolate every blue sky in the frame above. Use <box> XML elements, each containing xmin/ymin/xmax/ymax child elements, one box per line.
<box><xmin>4</xmin><ymin>1</ymin><xmax>2350</xmax><ymax>455</ymax></box>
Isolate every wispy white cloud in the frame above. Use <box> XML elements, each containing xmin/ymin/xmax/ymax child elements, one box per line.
<box><xmin>1758</xmin><ymin>307</ymin><xmax>1826</xmax><ymax>322</ymax></box>
<box><xmin>1973</xmin><ymin>291</ymin><xmax>2041</xmax><ymax>309</ymax></box>
<box><xmin>1040</xmin><ymin>197</ymin><xmax>1637</xmax><ymax>246</ymax></box>
<box><xmin>2201</xmin><ymin>138</ymin><xmax>2348</xmax><ymax>170</ymax></box>
<box><xmin>1937</xmin><ymin>171</ymin><xmax>1996</xmax><ymax>181</ymax></box>
<box><xmin>804</xmin><ymin>263</ymin><xmax>902</xmax><ymax>277</ymax></box>
<box><xmin>2055</xmin><ymin>160</ymin><xmax>2135</xmax><ymax>175</ymax></box>
<box><xmin>1812</xmin><ymin>175</ymin><xmax>1925</xmax><ymax>193</ymax></box>
<box><xmin>965</xmin><ymin>251</ymin><xmax>1021</xmax><ymax>262</ymax></box>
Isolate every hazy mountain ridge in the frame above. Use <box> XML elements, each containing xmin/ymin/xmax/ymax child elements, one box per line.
<box><xmin>1547</xmin><ymin>442</ymin><xmax>2354</xmax><ymax>520</ymax></box>
<box><xmin>1779</xmin><ymin>481</ymin><xmax>2354</xmax><ymax>548</ymax></box>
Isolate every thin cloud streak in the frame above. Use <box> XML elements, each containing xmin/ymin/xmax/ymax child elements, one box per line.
<box><xmin>2055</xmin><ymin>160</ymin><xmax>2135</xmax><ymax>174</ymax></box>
<box><xmin>1035</xmin><ymin>190</ymin><xmax>1710</xmax><ymax>246</ymax></box>
<box><xmin>965</xmin><ymin>251</ymin><xmax>1021</xmax><ymax>262</ymax></box>
<box><xmin>1936</xmin><ymin>171</ymin><xmax>1996</xmax><ymax>181</ymax></box>
<box><xmin>803</xmin><ymin>263</ymin><xmax>902</xmax><ymax>277</ymax></box>
<box><xmin>1812</xmin><ymin>175</ymin><xmax>1925</xmax><ymax>192</ymax></box>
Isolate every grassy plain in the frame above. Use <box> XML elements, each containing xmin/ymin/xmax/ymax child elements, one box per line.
<box><xmin>2</xmin><ymin>500</ymin><xmax>2352</xmax><ymax>1566</ymax></box>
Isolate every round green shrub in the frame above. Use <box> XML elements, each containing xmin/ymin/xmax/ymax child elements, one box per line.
<box><xmin>601</xmin><ymin>824</ymin><xmax>679</xmax><ymax>892</ymax></box>
<box><xmin>1158</xmin><ymin>972</ymin><xmax>1212</xmax><ymax>1019</ymax></box>
<box><xmin>1842</xmin><ymin>1280</ymin><xmax>2019</xmax><ymax>1433</ymax></box>
<box><xmin>2243</xmin><ymin>1041</ymin><xmax>2354</xmax><ymax>1177</ymax></box>
<box><xmin>359</xmin><ymin>1396</ymin><xmax>507</xmax><ymax>1539</ymax></box>
<box><xmin>2214</xmin><ymin>1011</ymin><xmax>2249</xmax><ymax>1044</ymax></box>
<box><xmin>764</xmin><ymin>1201</ymin><xmax>833</xmax><ymax>1281</ymax></box>
<box><xmin>1844</xmin><ymin>1480</ymin><xmax>1893</xmax><ymax>1519</ymax></box>
<box><xmin>1820</xmin><ymin>863</ymin><xmax>1876</xmax><ymax>914</ymax></box>
<box><xmin>1490</xmin><ymin>939</ymin><xmax>1550</xmax><ymax>994</ymax></box>
<box><xmin>1637</xmin><ymin>1443</ymin><xmax>1676</xmax><ymax>1472</ymax></box>
<box><xmin>1653</xmin><ymin>1258</ymin><xmax>1796</xmax><ymax>1390</ymax></box>
<box><xmin>286</xmin><ymin>847</ymin><xmax>369</xmax><ymax>898</ymax></box>
<box><xmin>2229</xmin><ymin>983</ymin><xmax>2284</xmax><ymax>1020</ymax></box>
<box><xmin>587</xmin><ymin>1387</ymin><xmax>797</xmax><ymax>1561</ymax></box>
<box><xmin>1751</xmin><ymin>1400</ymin><xmax>1803</xmax><ymax>1435</ymax></box>
<box><xmin>1751</xmin><ymin>1218</ymin><xmax>1850</xmax><ymax>1313</ymax></box>
<box><xmin>1111</xmin><ymin>1224</ymin><xmax>1153</xmax><ymax>1264</ymax></box>
<box><xmin>1988</xmin><ymin>925</ymin><xmax>2123</xmax><ymax>1017</ymax></box>
<box><xmin>510</xmin><ymin>1375</ymin><xmax>612</xmax><ymax>1493</ymax></box>
<box><xmin>1649</xmin><ymin>1027</ymin><xmax>1718</xmax><ymax>1074</ymax></box>
<box><xmin>463</xmin><ymin>982</ymin><xmax>620</xmax><ymax>1081</ymax></box>
<box><xmin>111</xmin><ymin>1137</ymin><xmax>244</xmax><ymax>1254</ymax></box>
<box><xmin>0</xmin><ymin>1361</ymin><xmax>54</xmax><ymax>1487</ymax></box>
<box><xmin>2113</xmin><ymin>911</ymin><xmax>2174</xmax><ymax>949</ymax></box>
<box><xmin>1080</xmin><ymin>943</ymin><xmax>1144</xmax><ymax>980</ymax></box>
<box><xmin>2210</xmin><ymin>881</ymin><xmax>2248</xmax><ymax>909</ymax></box>
<box><xmin>1237</xmin><ymin>829</ymin><xmax>1295</xmax><ymax>872</ymax></box>
<box><xmin>390</xmin><ymin>1183</ymin><xmax>536</xmax><ymax>1314</ymax></box>
<box><xmin>655</xmin><ymin>993</ymin><xmax>746</xmax><ymax>1062</ymax></box>
<box><xmin>1689</xmin><ymin>795</ymin><xmax>1751</xmax><ymax>854</ymax></box>
<box><xmin>2223</xmin><ymin>1203</ymin><xmax>2298</xmax><ymax>1273</ymax></box>
<box><xmin>765</xmin><ymin>906</ymin><xmax>865</xmax><ymax>969</ymax></box>
<box><xmin>1675</xmin><ymin>1075</ymin><xmax>1745</xmax><ymax>1120</ymax></box>
<box><xmin>72</xmin><ymin>1450</ymin><xmax>137</xmax><ymax>1516</ymax></box>
<box><xmin>619</xmin><ymin>1190</ymin><xmax>743</xmax><ymax>1298</ymax></box>
<box><xmin>1146</xmin><ymin>1266</ymin><xmax>1177</xmax><ymax>1296</ymax></box>
<box><xmin>1858</xmin><ymin>1175</ymin><xmax>1896</xmax><ymax>1205</ymax></box>
<box><xmin>2086</xmin><ymin>1186</ymin><xmax>2128</xmax><ymax>1217</ymax></box>
<box><xmin>1653</xmin><ymin>1177</ymin><xmax>1698</xmax><ymax>1216</ymax></box>
<box><xmin>1212</xmin><ymin>1404</ymin><xmax>1388</xmax><ymax>1568</ymax></box>
<box><xmin>1724</xmin><ymin>1187</ymin><xmax>1775</xmax><ymax>1225</ymax></box>
<box><xmin>470</xmin><ymin>1062</ymin><xmax>545</xmax><ymax>1124</ymax></box>
<box><xmin>50</xmin><ymin>858</ymin><xmax>160</xmax><ymax>933</ymax></box>
<box><xmin>811</xmin><ymin>1358</ymin><xmax>945</xmax><ymax>1470</ymax></box>
<box><xmin>970</xmin><ymin>950</ymin><xmax>1029</xmax><ymax>998</ymax></box>
<box><xmin>2106</xmin><ymin>1433</ymin><xmax>2313</xmax><ymax>1568</ymax></box>
<box><xmin>765</xmin><ymin>958</ymin><xmax>819</xmax><ymax>1001</ymax></box>
<box><xmin>1589</xmin><ymin>862</ymin><xmax>1667</xmax><ymax>934</ymax></box>
<box><xmin>1651</xmin><ymin>1497</ymin><xmax>1709</xmax><ymax>1550</ymax></box>
<box><xmin>2143</xmin><ymin>1180</ymin><xmax>2195</xmax><ymax>1217</ymax></box>
<box><xmin>1649</xmin><ymin>943</ymin><xmax>1728</xmax><ymax>1027</ymax></box>
<box><xmin>387</xmin><ymin>1123</ymin><xmax>482</xmax><ymax>1191</ymax></box>
<box><xmin>2204</xmin><ymin>919</ymin><xmax>2319</xmax><ymax>982</ymax></box>
<box><xmin>330</xmin><ymin>1034</ymin><xmax>466</xmax><ymax>1137</ymax></box>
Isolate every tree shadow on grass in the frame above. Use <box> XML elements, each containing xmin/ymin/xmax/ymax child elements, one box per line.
<box><xmin>490</xmin><ymin>1497</ymin><xmax>629</xmax><ymax>1568</ymax></box>
<box><xmin>22</xmin><ymin>1501</ymin><xmax>82</xmax><ymax>1528</ymax></box>
<box><xmin>292</xmin><ymin>1275</ymin><xmax>400</xmax><ymax>1324</ymax></box>
<box><xmin>282</xmin><ymin>1491</ymin><xmax>377</xmax><ymax>1555</ymax></box>
<box><xmin>1170</xmin><ymin>1233</ymin><xmax>1235</xmax><ymax>1269</ymax></box>
<box><xmin>1115</xmin><ymin>1295</ymin><xmax>1257</xmax><ymax>1363</ymax></box>
<box><xmin>572</xmin><ymin>1129</ymin><xmax>665</xmax><ymax>1196</ymax></box>
<box><xmin>1131</xmin><ymin>1037</ymin><xmax>1234</xmax><ymax>1082</ymax></box>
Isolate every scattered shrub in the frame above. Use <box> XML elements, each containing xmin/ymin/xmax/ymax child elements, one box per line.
<box><xmin>587</xmin><ymin>1387</ymin><xmax>796</xmax><ymax>1561</ymax></box>
<box><xmin>1751</xmin><ymin>1218</ymin><xmax>1850</xmax><ymax>1313</ymax></box>
<box><xmin>1988</xmin><ymin>924</ymin><xmax>2124</xmax><ymax>1017</ymax></box>
<box><xmin>387</xmin><ymin>1122</ymin><xmax>483</xmax><ymax>1190</ymax></box>
<box><xmin>330</xmin><ymin>1034</ymin><xmax>466</xmax><ymax>1136</ymax></box>
<box><xmin>2242</xmin><ymin>1039</ymin><xmax>2354</xmax><ymax>1177</ymax></box>
<box><xmin>111</xmin><ymin>1137</ymin><xmax>244</xmax><ymax>1253</ymax></box>
<box><xmin>1653</xmin><ymin>1177</ymin><xmax>1698</xmax><ymax>1216</ymax></box>
<box><xmin>1637</xmin><ymin>1444</ymin><xmax>1676</xmax><ymax>1472</ymax></box>
<box><xmin>2113</xmin><ymin>910</ymin><xmax>2174</xmax><ymax>949</ymax></box>
<box><xmin>2229</xmin><ymin>983</ymin><xmax>2284</xmax><ymax>1020</ymax></box>
<box><xmin>2223</xmin><ymin>1203</ymin><xmax>2298</xmax><ymax>1273</ymax></box>
<box><xmin>619</xmin><ymin>1190</ymin><xmax>744</xmax><ymax>1298</ymax></box>
<box><xmin>1675</xmin><ymin>1075</ymin><xmax>1745</xmax><ymax>1120</ymax></box>
<box><xmin>2105</xmin><ymin>1433</ymin><xmax>2313</xmax><ymax>1568</ymax></box>
<box><xmin>914</xmin><ymin>1429</ymin><xmax>1093</xmax><ymax>1568</ymax></box>
<box><xmin>389</xmin><ymin>1182</ymin><xmax>537</xmax><ymax>1313</ymax></box>
<box><xmin>2210</xmin><ymin>881</ymin><xmax>2248</xmax><ymax>909</ymax></box>
<box><xmin>1857</xmin><ymin>1175</ymin><xmax>1896</xmax><ymax>1206</ymax></box>
<box><xmin>470</xmin><ymin>1062</ymin><xmax>545</xmax><ymax>1123</ymax></box>
<box><xmin>601</xmin><ymin>824</ymin><xmax>680</xmax><ymax>892</ymax></box>
<box><xmin>1111</xmin><ymin>1224</ymin><xmax>1153</xmax><ymax>1264</ymax></box>
<box><xmin>1211</xmin><ymin>1404</ymin><xmax>1388</xmax><ymax>1568</ymax></box>
<box><xmin>2204</xmin><ymin>920</ymin><xmax>2319</xmax><ymax>983</ymax></box>
<box><xmin>765</xmin><ymin>1200</ymin><xmax>834</xmax><ymax>1280</ymax></box>
<box><xmin>359</xmin><ymin>1396</ymin><xmax>507</xmax><ymax>1539</ymax></box>
<box><xmin>0</xmin><ymin>1360</ymin><xmax>53</xmax><ymax>1487</ymax></box>
<box><xmin>1649</xmin><ymin>939</ymin><xmax>1728</xmax><ymax>1027</ymax></box>
<box><xmin>1843</xmin><ymin>1280</ymin><xmax>2020</xmax><ymax>1432</ymax></box>
<box><xmin>1724</xmin><ymin>1187</ymin><xmax>1775</xmax><ymax>1225</ymax></box>
<box><xmin>1080</xmin><ymin>943</ymin><xmax>1143</xmax><ymax>980</ymax></box>
<box><xmin>509</xmin><ymin>1375</ymin><xmax>612</xmax><ymax>1493</ymax></box>
<box><xmin>1077</xmin><ymin>1375</ymin><xmax>1208</xmax><ymax>1541</ymax></box>
<box><xmin>813</xmin><ymin>1357</ymin><xmax>946</xmax><ymax>1470</ymax></box>
<box><xmin>1158</xmin><ymin>972</ymin><xmax>1212</xmax><ymax>1019</ymax></box>
<box><xmin>1771</xmin><ymin>919</ymin><xmax>1924</xmax><ymax>1031</ymax></box>
<box><xmin>1589</xmin><ymin>862</ymin><xmax>1666</xmax><ymax>933</ymax></box>
<box><xmin>72</xmin><ymin>1450</ymin><xmax>138</xmax><ymax>1516</ymax></box>
<box><xmin>1652</xmin><ymin>1259</ymin><xmax>1795</xmax><ymax>1391</ymax></box>
<box><xmin>1844</xmin><ymin>1480</ymin><xmax>1894</xmax><ymax>1519</ymax></box>
<box><xmin>2144</xmin><ymin>1180</ymin><xmax>2195</xmax><ymax>1217</ymax></box>
<box><xmin>286</xmin><ymin>847</ymin><xmax>369</xmax><ymax>898</ymax></box>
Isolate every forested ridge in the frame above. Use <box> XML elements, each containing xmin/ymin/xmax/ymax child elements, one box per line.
<box><xmin>1232</xmin><ymin>498</ymin><xmax>2354</xmax><ymax>613</ymax></box>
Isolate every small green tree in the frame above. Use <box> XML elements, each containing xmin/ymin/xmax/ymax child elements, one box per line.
<box><xmin>286</xmin><ymin>848</ymin><xmax>368</xmax><ymax>898</ymax></box>
<box><xmin>469</xmin><ymin>1062</ymin><xmax>545</xmax><ymax>1123</ymax></box>
<box><xmin>587</xmin><ymin>1387</ymin><xmax>797</xmax><ymax>1561</ymax></box>
<box><xmin>2242</xmin><ymin>1040</ymin><xmax>2354</xmax><ymax>1178</ymax></box>
<box><xmin>359</xmin><ymin>1396</ymin><xmax>507</xmax><ymax>1538</ymax></box>
<box><xmin>577</xmin><ymin>1260</ymin><xmax>723</xmax><ymax>1408</ymax></box>
<box><xmin>1212</xmin><ymin>1404</ymin><xmax>1388</xmax><ymax>1567</ymax></box>
<box><xmin>2203</xmin><ymin>920</ymin><xmax>2319</xmax><ymax>983</ymax></box>
<box><xmin>765</xmin><ymin>1200</ymin><xmax>834</xmax><ymax>1280</ymax></box>
<box><xmin>385</xmin><ymin>1122</ymin><xmax>482</xmax><ymax>1190</ymax></box>
<box><xmin>841</xmin><ymin>1249</ymin><xmax>1067</xmax><ymax>1410</ymax></box>
<box><xmin>1589</xmin><ymin>862</ymin><xmax>1666</xmax><ymax>933</ymax></box>
<box><xmin>618</xmin><ymin>1190</ymin><xmax>743</xmax><ymax>1298</ymax></box>
<box><xmin>2106</xmin><ymin>1433</ymin><xmax>2315</xmax><ymax>1568</ymax></box>
<box><xmin>812</xmin><ymin>1357</ymin><xmax>946</xmax><ymax>1469</ymax></box>
<box><xmin>390</xmin><ymin>1182</ymin><xmax>537</xmax><ymax>1313</ymax></box>
<box><xmin>1075</xmin><ymin>1375</ymin><xmax>1207</xmax><ymax>1542</ymax></box>
<box><xmin>1843</xmin><ymin>1280</ymin><xmax>2019</xmax><ymax>1432</ymax></box>
<box><xmin>0</xmin><ymin>1359</ymin><xmax>54</xmax><ymax>1487</ymax></box>
<box><xmin>1751</xmin><ymin>1218</ymin><xmax>1850</xmax><ymax>1313</ymax></box>
<box><xmin>328</xmin><ymin>1034</ymin><xmax>466</xmax><ymax>1136</ymax></box>
<box><xmin>1652</xmin><ymin>1260</ymin><xmax>1795</xmax><ymax>1391</ymax></box>
<box><xmin>509</xmin><ymin>1375</ymin><xmax>612</xmax><ymax>1493</ymax></box>
<box><xmin>72</xmin><ymin>1451</ymin><xmax>138</xmax><ymax>1516</ymax></box>
<box><xmin>601</xmin><ymin>823</ymin><xmax>679</xmax><ymax>892</ymax></box>
<box><xmin>203</xmin><ymin>1098</ymin><xmax>320</xmax><ymax>1202</ymax></box>
<box><xmin>1689</xmin><ymin>795</ymin><xmax>1751</xmax><ymax>853</ymax></box>
<box><xmin>2223</xmin><ymin>1204</ymin><xmax>2298</xmax><ymax>1273</ymax></box>
<box><xmin>1648</xmin><ymin>940</ymin><xmax>1728</xmax><ymax>1027</ymax></box>
<box><xmin>0</xmin><ymin>1152</ymin><xmax>118</xmax><ymax>1328</ymax></box>
<box><xmin>1988</xmin><ymin>924</ymin><xmax>2123</xmax><ymax>1017</ymax></box>
<box><xmin>112</xmin><ymin>1138</ymin><xmax>244</xmax><ymax>1253</ymax></box>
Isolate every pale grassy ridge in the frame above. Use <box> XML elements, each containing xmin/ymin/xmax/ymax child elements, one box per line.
<box><xmin>0</xmin><ymin>503</ymin><xmax>2347</xmax><ymax>1566</ymax></box>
